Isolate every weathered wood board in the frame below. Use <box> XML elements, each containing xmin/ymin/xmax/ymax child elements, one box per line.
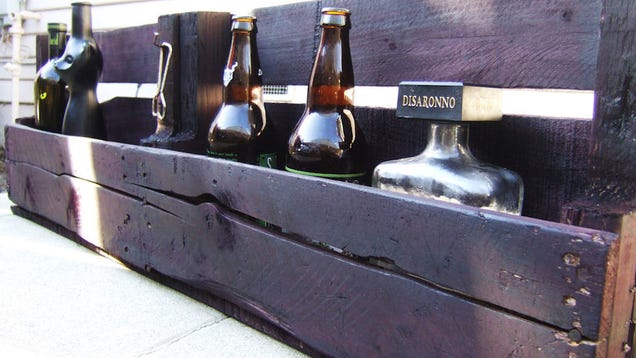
<box><xmin>16</xmin><ymin>0</ymin><xmax>636</xmax><ymax>356</ymax></box>
<box><xmin>255</xmin><ymin>0</ymin><xmax>602</xmax><ymax>89</ymax></box>
<box><xmin>6</xmin><ymin>123</ymin><xmax>633</xmax><ymax>356</ymax></box>
<box><xmin>5</xmin><ymin>124</ymin><xmax>605</xmax><ymax>357</ymax></box>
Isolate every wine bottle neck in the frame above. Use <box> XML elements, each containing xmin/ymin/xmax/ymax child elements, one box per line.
<box><xmin>71</xmin><ymin>3</ymin><xmax>93</xmax><ymax>39</ymax></box>
<box><xmin>423</xmin><ymin>122</ymin><xmax>473</xmax><ymax>158</ymax></box>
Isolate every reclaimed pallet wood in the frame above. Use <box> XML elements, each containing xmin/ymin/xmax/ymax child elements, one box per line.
<box><xmin>255</xmin><ymin>0</ymin><xmax>601</xmax><ymax>89</ymax></box>
<box><xmin>588</xmin><ymin>0</ymin><xmax>636</xmax><ymax>204</ymax></box>
<box><xmin>4</xmin><ymin>124</ymin><xmax>623</xmax><ymax>345</ymax></box>
<box><xmin>559</xmin><ymin>1</ymin><xmax>636</xmax><ymax>355</ymax></box>
<box><xmin>6</xmin><ymin>159</ymin><xmax>597</xmax><ymax>357</ymax></box>
<box><xmin>17</xmin><ymin>0</ymin><xmax>636</xmax><ymax>356</ymax></box>
<box><xmin>33</xmin><ymin>5</ymin><xmax>598</xmax><ymax>222</ymax></box>
<box><xmin>94</xmin><ymin>24</ymin><xmax>158</xmax><ymax>84</ymax></box>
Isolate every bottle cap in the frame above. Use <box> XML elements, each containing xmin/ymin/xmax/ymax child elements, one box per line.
<box><xmin>232</xmin><ymin>15</ymin><xmax>256</xmax><ymax>32</ymax></box>
<box><xmin>397</xmin><ymin>81</ymin><xmax>503</xmax><ymax>122</ymax></box>
<box><xmin>320</xmin><ymin>7</ymin><xmax>350</xmax><ymax>27</ymax></box>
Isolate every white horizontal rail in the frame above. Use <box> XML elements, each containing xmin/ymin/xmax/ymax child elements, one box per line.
<box><xmin>98</xmin><ymin>83</ymin><xmax>594</xmax><ymax>120</ymax></box>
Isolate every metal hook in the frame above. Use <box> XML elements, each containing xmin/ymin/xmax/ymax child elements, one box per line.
<box><xmin>151</xmin><ymin>32</ymin><xmax>172</xmax><ymax>120</ymax></box>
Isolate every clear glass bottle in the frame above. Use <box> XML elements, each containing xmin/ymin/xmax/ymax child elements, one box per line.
<box><xmin>285</xmin><ymin>8</ymin><xmax>369</xmax><ymax>184</ymax></box>
<box><xmin>373</xmin><ymin>122</ymin><xmax>524</xmax><ymax>215</ymax></box>
<box><xmin>54</xmin><ymin>2</ymin><xmax>106</xmax><ymax>140</ymax></box>
<box><xmin>207</xmin><ymin>15</ymin><xmax>277</xmax><ymax>168</ymax></box>
<box><xmin>34</xmin><ymin>23</ymin><xmax>68</xmax><ymax>133</ymax></box>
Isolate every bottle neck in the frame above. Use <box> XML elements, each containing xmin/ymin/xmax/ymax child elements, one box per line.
<box><xmin>423</xmin><ymin>122</ymin><xmax>473</xmax><ymax>159</ymax></box>
<box><xmin>48</xmin><ymin>31</ymin><xmax>67</xmax><ymax>59</ymax></box>
<box><xmin>223</xmin><ymin>30</ymin><xmax>261</xmax><ymax>104</ymax></box>
<box><xmin>307</xmin><ymin>26</ymin><xmax>354</xmax><ymax>109</ymax></box>
<box><xmin>71</xmin><ymin>3</ymin><xmax>93</xmax><ymax>39</ymax></box>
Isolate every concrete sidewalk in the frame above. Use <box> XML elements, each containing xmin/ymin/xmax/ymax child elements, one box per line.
<box><xmin>0</xmin><ymin>192</ymin><xmax>306</xmax><ymax>357</ymax></box>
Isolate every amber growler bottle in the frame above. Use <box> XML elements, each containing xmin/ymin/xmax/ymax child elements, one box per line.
<box><xmin>285</xmin><ymin>8</ymin><xmax>369</xmax><ymax>184</ymax></box>
<box><xmin>54</xmin><ymin>2</ymin><xmax>106</xmax><ymax>140</ymax></box>
<box><xmin>207</xmin><ymin>15</ymin><xmax>277</xmax><ymax>168</ymax></box>
<box><xmin>34</xmin><ymin>23</ymin><xmax>68</xmax><ymax>133</ymax></box>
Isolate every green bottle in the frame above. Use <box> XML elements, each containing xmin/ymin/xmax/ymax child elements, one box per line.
<box><xmin>34</xmin><ymin>23</ymin><xmax>68</xmax><ymax>133</ymax></box>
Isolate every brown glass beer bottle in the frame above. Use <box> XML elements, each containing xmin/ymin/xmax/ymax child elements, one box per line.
<box><xmin>34</xmin><ymin>23</ymin><xmax>68</xmax><ymax>133</ymax></box>
<box><xmin>285</xmin><ymin>8</ymin><xmax>369</xmax><ymax>184</ymax></box>
<box><xmin>207</xmin><ymin>15</ymin><xmax>278</xmax><ymax>168</ymax></box>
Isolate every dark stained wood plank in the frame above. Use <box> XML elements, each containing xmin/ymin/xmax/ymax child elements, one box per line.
<box><xmin>560</xmin><ymin>2</ymin><xmax>636</xmax><ymax>353</ymax></box>
<box><xmin>138</xmin><ymin>12</ymin><xmax>231</xmax><ymax>154</ymax></box>
<box><xmin>253</xmin><ymin>2</ymin><xmax>319</xmax><ymax>86</ymax></box>
<box><xmin>256</xmin><ymin>0</ymin><xmax>602</xmax><ymax>89</ymax></box>
<box><xmin>94</xmin><ymin>24</ymin><xmax>158</xmax><ymax>83</ymax></box>
<box><xmin>8</xmin><ymin>206</ymin><xmax>322</xmax><ymax>358</ymax></box>
<box><xmin>175</xmin><ymin>12</ymin><xmax>232</xmax><ymax>154</ymax></box>
<box><xmin>6</xmin><ymin>161</ymin><xmax>597</xmax><ymax>357</ymax></box>
<box><xmin>4</xmin><ymin>123</ymin><xmax>617</xmax><ymax>340</ymax></box>
<box><xmin>587</xmin><ymin>0</ymin><xmax>636</xmax><ymax>205</ymax></box>
<box><xmin>101</xmin><ymin>97</ymin><xmax>155</xmax><ymax>145</ymax></box>
<box><xmin>470</xmin><ymin>116</ymin><xmax>592</xmax><ymax>222</ymax></box>
<box><xmin>561</xmin><ymin>202</ymin><xmax>636</xmax><ymax>357</ymax></box>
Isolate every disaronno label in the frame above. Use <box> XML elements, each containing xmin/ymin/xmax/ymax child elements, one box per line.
<box><xmin>396</xmin><ymin>81</ymin><xmax>502</xmax><ymax>122</ymax></box>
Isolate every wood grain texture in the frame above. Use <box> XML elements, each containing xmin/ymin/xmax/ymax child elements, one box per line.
<box><xmin>101</xmin><ymin>97</ymin><xmax>155</xmax><ymax>145</ymax></box>
<box><xmin>560</xmin><ymin>202</ymin><xmax>636</xmax><ymax>357</ymax></box>
<box><xmin>253</xmin><ymin>2</ymin><xmax>319</xmax><ymax>86</ymax></box>
<box><xmin>559</xmin><ymin>3</ymin><xmax>636</xmax><ymax>353</ymax></box>
<box><xmin>256</xmin><ymin>0</ymin><xmax>602</xmax><ymax>89</ymax></box>
<box><xmin>470</xmin><ymin>116</ymin><xmax>592</xmax><ymax>222</ymax></box>
<box><xmin>184</xmin><ymin>12</ymin><xmax>232</xmax><ymax>155</ymax></box>
<box><xmin>588</xmin><ymin>0</ymin><xmax>636</xmax><ymax>204</ymax></box>
<box><xmin>8</xmin><ymin>205</ymin><xmax>322</xmax><ymax>357</ymax></box>
<box><xmin>4</xmin><ymin>123</ymin><xmax>618</xmax><ymax>341</ymax></box>
<box><xmin>94</xmin><ymin>24</ymin><xmax>158</xmax><ymax>83</ymax></box>
<box><xmin>141</xmin><ymin>12</ymin><xmax>232</xmax><ymax>154</ymax></box>
<box><xmin>6</xmin><ymin>161</ymin><xmax>597</xmax><ymax>357</ymax></box>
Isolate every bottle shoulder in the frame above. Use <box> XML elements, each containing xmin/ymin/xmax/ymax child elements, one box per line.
<box><xmin>36</xmin><ymin>61</ymin><xmax>63</xmax><ymax>83</ymax></box>
<box><xmin>373</xmin><ymin>155</ymin><xmax>523</xmax><ymax>214</ymax></box>
<box><xmin>208</xmin><ymin>102</ymin><xmax>271</xmax><ymax>141</ymax></box>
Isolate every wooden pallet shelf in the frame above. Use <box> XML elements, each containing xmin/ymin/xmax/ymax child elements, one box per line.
<box><xmin>7</xmin><ymin>0</ymin><xmax>635</xmax><ymax>356</ymax></box>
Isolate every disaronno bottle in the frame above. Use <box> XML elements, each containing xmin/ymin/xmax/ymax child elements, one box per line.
<box><xmin>207</xmin><ymin>15</ymin><xmax>277</xmax><ymax>168</ymax></box>
<box><xmin>373</xmin><ymin>82</ymin><xmax>524</xmax><ymax>215</ymax></box>
<box><xmin>34</xmin><ymin>23</ymin><xmax>68</xmax><ymax>133</ymax></box>
<box><xmin>54</xmin><ymin>2</ymin><xmax>106</xmax><ymax>139</ymax></box>
<box><xmin>286</xmin><ymin>8</ymin><xmax>369</xmax><ymax>184</ymax></box>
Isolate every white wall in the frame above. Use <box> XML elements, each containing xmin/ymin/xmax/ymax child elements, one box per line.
<box><xmin>0</xmin><ymin>0</ymin><xmax>308</xmax><ymax>146</ymax></box>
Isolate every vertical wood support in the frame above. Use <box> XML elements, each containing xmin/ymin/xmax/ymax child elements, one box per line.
<box><xmin>561</xmin><ymin>0</ymin><xmax>636</xmax><ymax>355</ymax></box>
<box><xmin>141</xmin><ymin>12</ymin><xmax>232</xmax><ymax>154</ymax></box>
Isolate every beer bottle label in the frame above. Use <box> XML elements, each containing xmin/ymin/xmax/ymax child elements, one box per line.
<box><xmin>207</xmin><ymin>150</ymin><xmax>239</xmax><ymax>161</ymax></box>
<box><xmin>258</xmin><ymin>153</ymin><xmax>277</xmax><ymax>169</ymax></box>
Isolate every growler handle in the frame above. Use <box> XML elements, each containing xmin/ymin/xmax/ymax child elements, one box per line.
<box><xmin>151</xmin><ymin>32</ymin><xmax>172</xmax><ymax>120</ymax></box>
